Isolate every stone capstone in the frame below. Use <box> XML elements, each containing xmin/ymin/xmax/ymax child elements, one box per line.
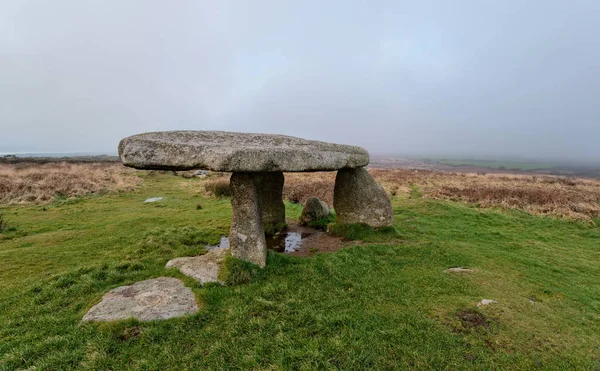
<box><xmin>333</xmin><ymin>168</ymin><xmax>393</xmax><ymax>227</ymax></box>
<box><xmin>166</xmin><ymin>248</ymin><xmax>230</xmax><ymax>284</ymax></box>
<box><xmin>82</xmin><ymin>277</ymin><xmax>198</xmax><ymax>322</ymax></box>
<box><xmin>300</xmin><ymin>197</ymin><xmax>330</xmax><ymax>225</ymax></box>
<box><xmin>229</xmin><ymin>172</ymin><xmax>267</xmax><ymax>267</ymax></box>
<box><xmin>119</xmin><ymin>131</ymin><xmax>369</xmax><ymax>172</ymax></box>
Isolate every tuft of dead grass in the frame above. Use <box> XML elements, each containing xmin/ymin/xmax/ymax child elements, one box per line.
<box><xmin>0</xmin><ymin>162</ymin><xmax>142</xmax><ymax>204</ymax></box>
<box><xmin>203</xmin><ymin>177</ymin><xmax>232</xmax><ymax>198</ymax></box>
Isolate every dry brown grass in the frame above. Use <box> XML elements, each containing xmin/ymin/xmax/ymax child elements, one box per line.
<box><xmin>283</xmin><ymin>172</ymin><xmax>336</xmax><ymax>206</ymax></box>
<box><xmin>371</xmin><ymin>169</ymin><xmax>600</xmax><ymax>221</ymax></box>
<box><xmin>10</xmin><ymin>162</ymin><xmax>595</xmax><ymax>221</ymax></box>
<box><xmin>0</xmin><ymin>162</ymin><xmax>142</xmax><ymax>204</ymax></box>
<box><xmin>277</xmin><ymin>170</ymin><xmax>600</xmax><ymax>221</ymax></box>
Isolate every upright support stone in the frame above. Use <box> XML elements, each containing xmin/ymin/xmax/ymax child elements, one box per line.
<box><xmin>229</xmin><ymin>172</ymin><xmax>267</xmax><ymax>267</ymax></box>
<box><xmin>260</xmin><ymin>172</ymin><xmax>286</xmax><ymax>234</ymax></box>
<box><xmin>333</xmin><ymin>167</ymin><xmax>393</xmax><ymax>227</ymax></box>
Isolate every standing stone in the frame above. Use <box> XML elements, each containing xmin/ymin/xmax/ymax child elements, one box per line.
<box><xmin>260</xmin><ymin>172</ymin><xmax>286</xmax><ymax>234</ymax></box>
<box><xmin>300</xmin><ymin>197</ymin><xmax>330</xmax><ymax>225</ymax></box>
<box><xmin>229</xmin><ymin>172</ymin><xmax>267</xmax><ymax>267</ymax></box>
<box><xmin>333</xmin><ymin>167</ymin><xmax>393</xmax><ymax>227</ymax></box>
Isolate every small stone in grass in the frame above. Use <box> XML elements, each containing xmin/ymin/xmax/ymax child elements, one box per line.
<box><xmin>446</xmin><ymin>267</ymin><xmax>473</xmax><ymax>273</ymax></box>
<box><xmin>477</xmin><ymin>299</ymin><xmax>498</xmax><ymax>307</ymax></box>
<box><xmin>144</xmin><ymin>197</ymin><xmax>164</xmax><ymax>203</ymax></box>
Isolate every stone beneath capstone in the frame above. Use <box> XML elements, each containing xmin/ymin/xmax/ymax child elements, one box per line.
<box><xmin>166</xmin><ymin>248</ymin><xmax>230</xmax><ymax>284</ymax></box>
<box><xmin>229</xmin><ymin>172</ymin><xmax>267</xmax><ymax>267</ymax></box>
<box><xmin>260</xmin><ymin>172</ymin><xmax>286</xmax><ymax>234</ymax></box>
<box><xmin>300</xmin><ymin>197</ymin><xmax>330</xmax><ymax>225</ymax></box>
<box><xmin>119</xmin><ymin>131</ymin><xmax>369</xmax><ymax>172</ymax></box>
<box><xmin>333</xmin><ymin>167</ymin><xmax>393</xmax><ymax>227</ymax></box>
<box><xmin>82</xmin><ymin>277</ymin><xmax>198</xmax><ymax>322</ymax></box>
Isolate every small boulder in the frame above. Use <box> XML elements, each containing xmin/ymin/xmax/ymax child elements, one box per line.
<box><xmin>300</xmin><ymin>197</ymin><xmax>330</xmax><ymax>225</ymax></box>
<box><xmin>82</xmin><ymin>277</ymin><xmax>198</xmax><ymax>322</ymax></box>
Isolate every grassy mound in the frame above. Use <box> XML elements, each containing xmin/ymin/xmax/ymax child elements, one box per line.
<box><xmin>1</xmin><ymin>172</ymin><xmax>599</xmax><ymax>369</ymax></box>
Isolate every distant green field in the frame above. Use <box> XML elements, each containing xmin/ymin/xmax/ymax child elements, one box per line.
<box><xmin>432</xmin><ymin>159</ymin><xmax>556</xmax><ymax>171</ymax></box>
<box><xmin>1</xmin><ymin>174</ymin><xmax>599</xmax><ymax>369</ymax></box>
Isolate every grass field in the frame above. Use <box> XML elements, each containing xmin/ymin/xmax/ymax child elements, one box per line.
<box><xmin>1</xmin><ymin>172</ymin><xmax>600</xmax><ymax>369</ymax></box>
<box><xmin>431</xmin><ymin>159</ymin><xmax>556</xmax><ymax>171</ymax></box>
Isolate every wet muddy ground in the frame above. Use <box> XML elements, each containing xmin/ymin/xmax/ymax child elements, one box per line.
<box><xmin>206</xmin><ymin>221</ymin><xmax>346</xmax><ymax>257</ymax></box>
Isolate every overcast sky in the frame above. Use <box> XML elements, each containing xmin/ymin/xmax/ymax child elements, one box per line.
<box><xmin>1</xmin><ymin>1</ymin><xmax>599</xmax><ymax>162</ymax></box>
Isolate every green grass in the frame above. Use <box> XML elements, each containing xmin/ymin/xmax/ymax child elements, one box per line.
<box><xmin>1</xmin><ymin>173</ymin><xmax>599</xmax><ymax>370</ymax></box>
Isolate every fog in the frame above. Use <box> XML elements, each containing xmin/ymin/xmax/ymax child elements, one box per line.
<box><xmin>1</xmin><ymin>1</ymin><xmax>599</xmax><ymax>163</ymax></box>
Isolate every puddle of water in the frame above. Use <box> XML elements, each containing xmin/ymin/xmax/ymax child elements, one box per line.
<box><xmin>206</xmin><ymin>232</ymin><xmax>311</xmax><ymax>253</ymax></box>
<box><xmin>206</xmin><ymin>236</ymin><xmax>230</xmax><ymax>251</ymax></box>
<box><xmin>266</xmin><ymin>232</ymin><xmax>312</xmax><ymax>253</ymax></box>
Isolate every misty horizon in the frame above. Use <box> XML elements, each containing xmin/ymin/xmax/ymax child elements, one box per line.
<box><xmin>1</xmin><ymin>1</ymin><xmax>599</xmax><ymax>164</ymax></box>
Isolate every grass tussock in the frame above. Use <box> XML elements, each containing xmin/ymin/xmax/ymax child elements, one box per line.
<box><xmin>203</xmin><ymin>177</ymin><xmax>232</xmax><ymax>198</ymax></box>
<box><xmin>217</xmin><ymin>255</ymin><xmax>260</xmax><ymax>286</ymax></box>
<box><xmin>0</xmin><ymin>212</ymin><xmax>7</xmax><ymax>233</ymax></box>
<box><xmin>0</xmin><ymin>162</ymin><xmax>141</xmax><ymax>204</ymax></box>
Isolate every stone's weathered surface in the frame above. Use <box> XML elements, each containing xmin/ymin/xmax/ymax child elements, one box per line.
<box><xmin>229</xmin><ymin>172</ymin><xmax>267</xmax><ymax>267</ymax></box>
<box><xmin>300</xmin><ymin>197</ymin><xmax>330</xmax><ymax>225</ymax></box>
<box><xmin>333</xmin><ymin>168</ymin><xmax>393</xmax><ymax>227</ymax></box>
<box><xmin>82</xmin><ymin>277</ymin><xmax>198</xmax><ymax>322</ymax></box>
<box><xmin>260</xmin><ymin>172</ymin><xmax>286</xmax><ymax>234</ymax></box>
<box><xmin>166</xmin><ymin>248</ymin><xmax>229</xmax><ymax>284</ymax></box>
<box><xmin>119</xmin><ymin>131</ymin><xmax>369</xmax><ymax>172</ymax></box>
<box><xmin>477</xmin><ymin>299</ymin><xmax>498</xmax><ymax>307</ymax></box>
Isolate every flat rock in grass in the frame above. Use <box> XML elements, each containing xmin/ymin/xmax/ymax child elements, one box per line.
<box><xmin>166</xmin><ymin>248</ymin><xmax>230</xmax><ymax>284</ymax></box>
<box><xmin>82</xmin><ymin>277</ymin><xmax>198</xmax><ymax>322</ymax></box>
<box><xmin>446</xmin><ymin>267</ymin><xmax>474</xmax><ymax>273</ymax></box>
<box><xmin>477</xmin><ymin>299</ymin><xmax>498</xmax><ymax>307</ymax></box>
<box><xmin>144</xmin><ymin>197</ymin><xmax>164</xmax><ymax>203</ymax></box>
<box><xmin>119</xmin><ymin>130</ymin><xmax>369</xmax><ymax>172</ymax></box>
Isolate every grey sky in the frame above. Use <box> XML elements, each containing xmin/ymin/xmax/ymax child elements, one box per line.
<box><xmin>1</xmin><ymin>1</ymin><xmax>599</xmax><ymax>162</ymax></box>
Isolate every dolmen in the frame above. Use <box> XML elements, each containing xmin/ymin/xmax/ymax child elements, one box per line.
<box><xmin>119</xmin><ymin>131</ymin><xmax>393</xmax><ymax>267</ymax></box>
